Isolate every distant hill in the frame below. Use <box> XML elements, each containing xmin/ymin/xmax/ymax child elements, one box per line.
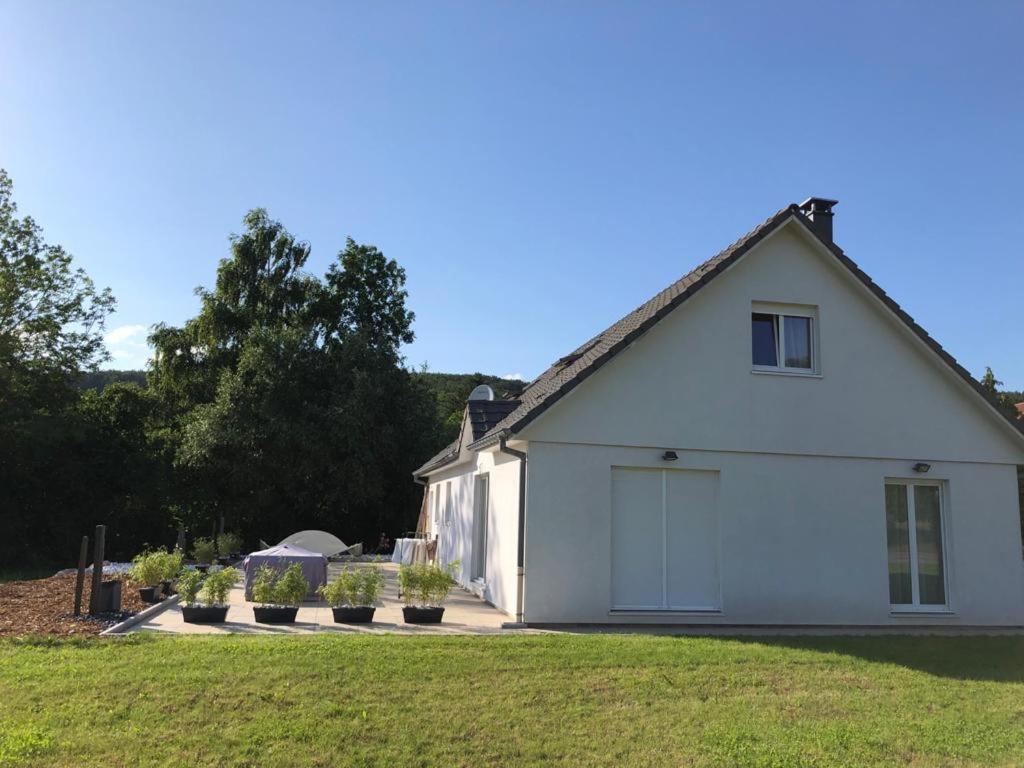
<box><xmin>78</xmin><ymin>369</ymin><xmax>147</xmax><ymax>391</ymax></box>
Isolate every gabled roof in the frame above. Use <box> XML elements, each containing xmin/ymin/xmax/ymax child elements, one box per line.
<box><xmin>415</xmin><ymin>439</ymin><xmax>461</xmax><ymax>476</ymax></box>
<box><xmin>468</xmin><ymin>204</ymin><xmax>1024</xmax><ymax>448</ymax></box>
<box><xmin>468</xmin><ymin>399</ymin><xmax>521</xmax><ymax>441</ymax></box>
<box><xmin>413</xmin><ymin>397</ymin><xmax>522</xmax><ymax>477</ymax></box>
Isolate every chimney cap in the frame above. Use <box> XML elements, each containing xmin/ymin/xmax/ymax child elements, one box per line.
<box><xmin>798</xmin><ymin>197</ymin><xmax>839</xmax><ymax>213</ymax></box>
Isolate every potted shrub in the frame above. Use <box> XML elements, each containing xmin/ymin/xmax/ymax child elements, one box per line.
<box><xmin>180</xmin><ymin>567</ymin><xmax>238</xmax><ymax>623</ymax></box>
<box><xmin>217</xmin><ymin>531</ymin><xmax>244</xmax><ymax>562</ymax></box>
<box><xmin>319</xmin><ymin>566</ymin><xmax>385</xmax><ymax>623</ymax></box>
<box><xmin>399</xmin><ymin>561</ymin><xmax>459</xmax><ymax>624</ymax></box>
<box><xmin>158</xmin><ymin>548</ymin><xmax>184</xmax><ymax>597</ymax></box>
<box><xmin>251</xmin><ymin>563</ymin><xmax>308</xmax><ymax>624</ymax></box>
<box><xmin>191</xmin><ymin>537</ymin><xmax>216</xmax><ymax>572</ymax></box>
<box><xmin>129</xmin><ymin>551</ymin><xmax>164</xmax><ymax>603</ymax></box>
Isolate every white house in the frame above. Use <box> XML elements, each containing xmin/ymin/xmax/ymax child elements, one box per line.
<box><xmin>414</xmin><ymin>199</ymin><xmax>1024</xmax><ymax>627</ymax></box>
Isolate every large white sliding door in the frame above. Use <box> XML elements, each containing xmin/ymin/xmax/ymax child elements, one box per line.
<box><xmin>611</xmin><ymin>467</ymin><xmax>720</xmax><ymax>611</ymax></box>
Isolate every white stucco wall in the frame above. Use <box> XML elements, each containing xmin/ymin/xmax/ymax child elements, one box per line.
<box><xmin>521</xmin><ymin>222</ymin><xmax>1024</xmax><ymax>464</ymax></box>
<box><xmin>514</xmin><ymin>220</ymin><xmax>1024</xmax><ymax>625</ymax></box>
<box><xmin>524</xmin><ymin>441</ymin><xmax>1024</xmax><ymax>625</ymax></box>
<box><xmin>424</xmin><ymin>448</ymin><xmax>521</xmax><ymax>616</ymax></box>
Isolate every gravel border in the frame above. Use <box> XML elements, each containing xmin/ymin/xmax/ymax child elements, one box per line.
<box><xmin>100</xmin><ymin>594</ymin><xmax>181</xmax><ymax>636</ymax></box>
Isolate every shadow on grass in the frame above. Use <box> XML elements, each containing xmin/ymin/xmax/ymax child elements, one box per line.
<box><xmin>719</xmin><ymin>634</ymin><xmax>1024</xmax><ymax>682</ymax></box>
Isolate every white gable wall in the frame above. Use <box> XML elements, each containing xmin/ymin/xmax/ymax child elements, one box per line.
<box><xmin>517</xmin><ymin>221</ymin><xmax>1024</xmax><ymax>625</ymax></box>
<box><xmin>522</xmin><ymin>222</ymin><xmax>1024</xmax><ymax>464</ymax></box>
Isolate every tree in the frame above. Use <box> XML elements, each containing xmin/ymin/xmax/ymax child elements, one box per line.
<box><xmin>0</xmin><ymin>170</ymin><xmax>115</xmax><ymax>414</ymax></box>
<box><xmin>150</xmin><ymin>209</ymin><xmax>435</xmax><ymax>548</ymax></box>
<box><xmin>0</xmin><ymin>169</ymin><xmax>129</xmax><ymax>566</ymax></box>
<box><xmin>980</xmin><ymin>366</ymin><xmax>1003</xmax><ymax>394</ymax></box>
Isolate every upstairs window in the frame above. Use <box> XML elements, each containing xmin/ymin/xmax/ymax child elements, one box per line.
<box><xmin>751</xmin><ymin>304</ymin><xmax>817</xmax><ymax>373</ymax></box>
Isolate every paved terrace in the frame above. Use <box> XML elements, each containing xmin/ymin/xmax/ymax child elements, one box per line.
<box><xmin>131</xmin><ymin>562</ymin><xmax>531</xmax><ymax>635</ymax></box>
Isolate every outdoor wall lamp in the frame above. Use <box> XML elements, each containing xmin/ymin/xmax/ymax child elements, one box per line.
<box><xmin>912</xmin><ymin>462</ymin><xmax>931</xmax><ymax>473</ymax></box>
<box><xmin>662</xmin><ymin>450</ymin><xmax>679</xmax><ymax>461</ymax></box>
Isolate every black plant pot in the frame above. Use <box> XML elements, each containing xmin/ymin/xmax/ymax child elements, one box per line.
<box><xmin>253</xmin><ymin>606</ymin><xmax>299</xmax><ymax>624</ymax></box>
<box><xmin>138</xmin><ymin>586</ymin><xmax>163</xmax><ymax>604</ymax></box>
<box><xmin>195</xmin><ymin>564</ymin><xmax>209</xmax><ymax>574</ymax></box>
<box><xmin>403</xmin><ymin>606</ymin><xmax>444</xmax><ymax>624</ymax></box>
<box><xmin>160</xmin><ymin>579</ymin><xmax>175</xmax><ymax>597</ymax></box>
<box><xmin>182</xmin><ymin>605</ymin><xmax>229</xmax><ymax>624</ymax></box>
<box><xmin>96</xmin><ymin>580</ymin><xmax>122</xmax><ymax>613</ymax></box>
<box><xmin>332</xmin><ymin>606</ymin><xmax>375</xmax><ymax>624</ymax></box>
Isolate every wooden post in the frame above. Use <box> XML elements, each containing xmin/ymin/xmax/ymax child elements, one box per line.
<box><xmin>88</xmin><ymin>525</ymin><xmax>106</xmax><ymax>615</ymax></box>
<box><xmin>73</xmin><ymin>535</ymin><xmax>89</xmax><ymax>616</ymax></box>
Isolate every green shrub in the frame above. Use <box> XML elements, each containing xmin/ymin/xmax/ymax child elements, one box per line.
<box><xmin>250</xmin><ymin>565</ymin><xmax>278</xmax><ymax>605</ymax></box>
<box><xmin>359</xmin><ymin>566</ymin><xmax>386</xmax><ymax>606</ymax></box>
<box><xmin>319</xmin><ymin>566</ymin><xmax>385</xmax><ymax>607</ymax></box>
<box><xmin>176</xmin><ymin>569</ymin><xmax>203</xmax><ymax>606</ymax></box>
<box><xmin>129</xmin><ymin>551</ymin><xmax>164</xmax><ymax>587</ymax></box>
<box><xmin>250</xmin><ymin>563</ymin><xmax>309</xmax><ymax>606</ymax></box>
<box><xmin>399</xmin><ymin>561</ymin><xmax>459</xmax><ymax>607</ymax></box>
<box><xmin>217</xmin><ymin>531</ymin><xmax>243</xmax><ymax>557</ymax></box>
<box><xmin>158</xmin><ymin>549</ymin><xmax>184</xmax><ymax>582</ymax></box>
<box><xmin>273</xmin><ymin>564</ymin><xmax>309</xmax><ymax>607</ymax></box>
<box><xmin>198</xmin><ymin>567</ymin><xmax>238</xmax><ymax>606</ymax></box>
<box><xmin>192</xmin><ymin>537</ymin><xmax>216</xmax><ymax>564</ymax></box>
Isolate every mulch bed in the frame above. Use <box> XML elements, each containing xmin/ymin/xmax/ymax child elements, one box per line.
<box><xmin>0</xmin><ymin>573</ymin><xmax>148</xmax><ymax>637</ymax></box>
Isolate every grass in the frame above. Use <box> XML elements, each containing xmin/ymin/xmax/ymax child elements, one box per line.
<box><xmin>1</xmin><ymin>634</ymin><xmax>1023</xmax><ymax>767</ymax></box>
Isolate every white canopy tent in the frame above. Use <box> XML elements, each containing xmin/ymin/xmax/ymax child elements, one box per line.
<box><xmin>270</xmin><ymin>530</ymin><xmax>361</xmax><ymax>558</ymax></box>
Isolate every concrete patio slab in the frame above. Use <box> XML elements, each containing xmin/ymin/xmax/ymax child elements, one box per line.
<box><xmin>130</xmin><ymin>562</ymin><xmax>533</xmax><ymax>635</ymax></box>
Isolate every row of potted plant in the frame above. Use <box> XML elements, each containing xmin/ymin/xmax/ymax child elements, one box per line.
<box><xmin>133</xmin><ymin>555</ymin><xmax>462</xmax><ymax>626</ymax></box>
<box><xmin>244</xmin><ymin>561</ymin><xmax>459</xmax><ymax>625</ymax></box>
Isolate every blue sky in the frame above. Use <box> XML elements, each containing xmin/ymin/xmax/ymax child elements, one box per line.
<box><xmin>1</xmin><ymin>2</ymin><xmax>1021</xmax><ymax>387</ymax></box>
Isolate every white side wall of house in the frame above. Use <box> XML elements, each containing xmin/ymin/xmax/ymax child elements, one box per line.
<box><xmin>516</xmin><ymin>220</ymin><xmax>1024</xmax><ymax>625</ymax></box>
<box><xmin>424</xmin><ymin>449</ymin><xmax>521</xmax><ymax>616</ymax></box>
<box><xmin>524</xmin><ymin>441</ymin><xmax>1024</xmax><ymax>625</ymax></box>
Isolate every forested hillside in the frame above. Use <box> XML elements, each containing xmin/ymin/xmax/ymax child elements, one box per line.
<box><xmin>78</xmin><ymin>369</ymin><xmax>148</xmax><ymax>390</ymax></box>
<box><xmin>78</xmin><ymin>369</ymin><xmax>526</xmax><ymax>449</ymax></box>
<box><xmin>413</xmin><ymin>372</ymin><xmax>525</xmax><ymax>445</ymax></box>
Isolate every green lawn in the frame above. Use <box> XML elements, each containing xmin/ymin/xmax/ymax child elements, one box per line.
<box><xmin>1</xmin><ymin>634</ymin><xmax>1023</xmax><ymax>767</ymax></box>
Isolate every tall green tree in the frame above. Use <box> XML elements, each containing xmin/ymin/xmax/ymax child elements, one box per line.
<box><xmin>0</xmin><ymin>169</ymin><xmax>152</xmax><ymax>566</ymax></box>
<box><xmin>0</xmin><ymin>170</ymin><xmax>115</xmax><ymax>414</ymax></box>
<box><xmin>151</xmin><ymin>209</ymin><xmax>437</xmax><ymax>547</ymax></box>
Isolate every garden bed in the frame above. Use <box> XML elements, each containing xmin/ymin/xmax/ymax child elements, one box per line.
<box><xmin>0</xmin><ymin>573</ymin><xmax>146</xmax><ymax>637</ymax></box>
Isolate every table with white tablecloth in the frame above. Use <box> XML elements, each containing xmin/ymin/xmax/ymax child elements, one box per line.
<box><xmin>390</xmin><ymin>538</ymin><xmax>431</xmax><ymax>565</ymax></box>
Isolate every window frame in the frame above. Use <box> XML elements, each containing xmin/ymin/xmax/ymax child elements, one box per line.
<box><xmin>883</xmin><ymin>478</ymin><xmax>951</xmax><ymax>613</ymax></box>
<box><xmin>751</xmin><ymin>302</ymin><xmax>820</xmax><ymax>376</ymax></box>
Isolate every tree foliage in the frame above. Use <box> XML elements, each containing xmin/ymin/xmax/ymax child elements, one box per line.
<box><xmin>148</xmin><ymin>209</ymin><xmax>442</xmax><ymax>549</ymax></box>
<box><xmin>0</xmin><ymin>173</ymin><xmax>453</xmax><ymax>567</ymax></box>
<box><xmin>0</xmin><ymin>170</ymin><xmax>115</xmax><ymax>415</ymax></box>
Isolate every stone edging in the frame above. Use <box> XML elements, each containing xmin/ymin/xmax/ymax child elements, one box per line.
<box><xmin>100</xmin><ymin>594</ymin><xmax>181</xmax><ymax>636</ymax></box>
